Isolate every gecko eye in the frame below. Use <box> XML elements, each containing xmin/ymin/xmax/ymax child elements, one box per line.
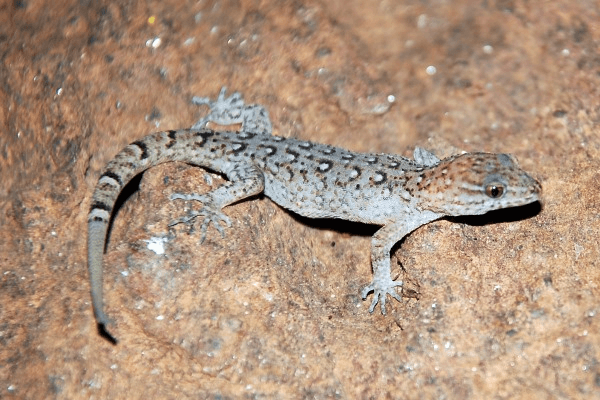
<box><xmin>485</xmin><ymin>184</ymin><xmax>505</xmax><ymax>198</ymax></box>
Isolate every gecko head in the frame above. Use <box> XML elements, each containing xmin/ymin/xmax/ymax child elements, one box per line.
<box><xmin>413</xmin><ymin>152</ymin><xmax>542</xmax><ymax>216</ymax></box>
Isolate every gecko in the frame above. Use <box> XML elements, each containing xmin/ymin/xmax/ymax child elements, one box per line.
<box><xmin>88</xmin><ymin>87</ymin><xmax>542</xmax><ymax>338</ymax></box>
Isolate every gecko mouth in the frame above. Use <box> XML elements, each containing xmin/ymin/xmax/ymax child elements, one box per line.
<box><xmin>500</xmin><ymin>190</ymin><xmax>543</xmax><ymax>213</ymax></box>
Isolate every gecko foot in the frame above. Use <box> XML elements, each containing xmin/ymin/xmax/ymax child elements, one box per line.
<box><xmin>191</xmin><ymin>87</ymin><xmax>273</xmax><ymax>135</ymax></box>
<box><xmin>169</xmin><ymin>193</ymin><xmax>232</xmax><ymax>243</ymax></box>
<box><xmin>191</xmin><ymin>87</ymin><xmax>245</xmax><ymax>129</ymax></box>
<box><xmin>361</xmin><ymin>278</ymin><xmax>403</xmax><ymax>315</ymax></box>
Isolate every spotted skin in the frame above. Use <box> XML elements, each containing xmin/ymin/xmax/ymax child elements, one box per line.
<box><xmin>88</xmin><ymin>88</ymin><xmax>542</xmax><ymax>337</ymax></box>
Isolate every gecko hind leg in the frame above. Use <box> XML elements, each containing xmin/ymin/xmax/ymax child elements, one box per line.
<box><xmin>169</xmin><ymin>164</ymin><xmax>265</xmax><ymax>243</ymax></box>
<box><xmin>168</xmin><ymin>192</ymin><xmax>232</xmax><ymax>243</ymax></box>
<box><xmin>191</xmin><ymin>87</ymin><xmax>273</xmax><ymax>135</ymax></box>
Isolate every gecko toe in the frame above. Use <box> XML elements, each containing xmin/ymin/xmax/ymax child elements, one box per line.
<box><xmin>361</xmin><ymin>279</ymin><xmax>404</xmax><ymax>314</ymax></box>
<box><xmin>368</xmin><ymin>294</ymin><xmax>385</xmax><ymax>314</ymax></box>
<box><xmin>169</xmin><ymin>200</ymin><xmax>232</xmax><ymax>242</ymax></box>
<box><xmin>199</xmin><ymin>210</ymin><xmax>231</xmax><ymax>238</ymax></box>
<box><xmin>360</xmin><ymin>283</ymin><xmax>374</xmax><ymax>300</ymax></box>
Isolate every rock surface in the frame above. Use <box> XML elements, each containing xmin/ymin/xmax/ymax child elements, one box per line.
<box><xmin>1</xmin><ymin>0</ymin><xmax>599</xmax><ymax>398</ymax></box>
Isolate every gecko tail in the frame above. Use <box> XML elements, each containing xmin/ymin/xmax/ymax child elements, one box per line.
<box><xmin>86</xmin><ymin>131</ymin><xmax>167</xmax><ymax>342</ymax></box>
<box><xmin>97</xmin><ymin>322</ymin><xmax>117</xmax><ymax>344</ymax></box>
<box><xmin>88</xmin><ymin>219</ymin><xmax>117</xmax><ymax>343</ymax></box>
<box><xmin>86</xmin><ymin>129</ymin><xmax>220</xmax><ymax>342</ymax></box>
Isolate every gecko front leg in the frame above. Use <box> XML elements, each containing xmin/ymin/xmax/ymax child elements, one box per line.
<box><xmin>362</xmin><ymin>212</ymin><xmax>441</xmax><ymax>314</ymax></box>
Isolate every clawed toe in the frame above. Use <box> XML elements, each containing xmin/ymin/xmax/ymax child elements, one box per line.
<box><xmin>170</xmin><ymin>208</ymin><xmax>231</xmax><ymax>242</ymax></box>
<box><xmin>168</xmin><ymin>212</ymin><xmax>198</xmax><ymax>227</ymax></box>
<box><xmin>361</xmin><ymin>279</ymin><xmax>403</xmax><ymax>315</ymax></box>
<box><xmin>198</xmin><ymin>211</ymin><xmax>231</xmax><ymax>240</ymax></box>
<box><xmin>169</xmin><ymin>192</ymin><xmax>231</xmax><ymax>242</ymax></box>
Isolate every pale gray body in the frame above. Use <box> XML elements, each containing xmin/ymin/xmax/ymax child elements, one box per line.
<box><xmin>88</xmin><ymin>88</ymin><xmax>542</xmax><ymax>337</ymax></box>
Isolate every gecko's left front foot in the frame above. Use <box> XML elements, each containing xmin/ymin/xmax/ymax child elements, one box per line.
<box><xmin>361</xmin><ymin>277</ymin><xmax>403</xmax><ymax>314</ymax></box>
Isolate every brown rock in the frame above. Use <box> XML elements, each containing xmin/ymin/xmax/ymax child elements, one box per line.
<box><xmin>2</xmin><ymin>0</ymin><xmax>598</xmax><ymax>398</ymax></box>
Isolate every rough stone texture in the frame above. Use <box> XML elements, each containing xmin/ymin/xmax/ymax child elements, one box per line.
<box><xmin>1</xmin><ymin>0</ymin><xmax>598</xmax><ymax>398</ymax></box>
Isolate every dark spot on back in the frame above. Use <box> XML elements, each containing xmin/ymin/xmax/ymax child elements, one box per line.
<box><xmin>231</xmin><ymin>142</ymin><xmax>247</xmax><ymax>154</ymax></box>
<box><xmin>195</xmin><ymin>130</ymin><xmax>215</xmax><ymax>144</ymax></box>
<box><xmin>317</xmin><ymin>159</ymin><xmax>332</xmax><ymax>172</ymax></box>
<box><xmin>259</xmin><ymin>144</ymin><xmax>277</xmax><ymax>156</ymax></box>
<box><xmin>349</xmin><ymin>166</ymin><xmax>361</xmax><ymax>181</ymax></box>
<box><xmin>166</xmin><ymin>130</ymin><xmax>177</xmax><ymax>148</ymax></box>
<box><xmin>373</xmin><ymin>171</ymin><xmax>387</xmax><ymax>185</ymax></box>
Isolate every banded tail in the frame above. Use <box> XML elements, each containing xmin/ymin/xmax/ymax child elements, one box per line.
<box><xmin>87</xmin><ymin>129</ymin><xmax>217</xmax><ymax>336</ymax></box>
